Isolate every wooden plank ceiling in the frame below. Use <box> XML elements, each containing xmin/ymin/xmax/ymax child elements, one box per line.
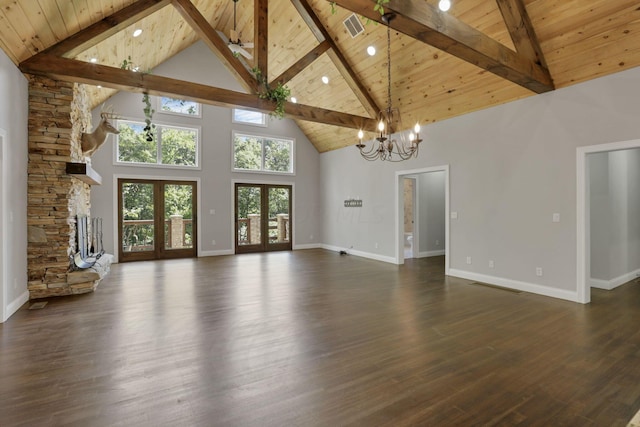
<box><xmin>1</xmin><ymin>0</ymin><xmax>639</xmax><ymax>152</ymax></box>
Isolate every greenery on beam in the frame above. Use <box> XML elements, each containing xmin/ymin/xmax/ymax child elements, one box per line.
<box><xmin>251</xmin><ymin>67</ymin><xmax>291</xmax><ymax>119</ymax></box>
<box><xmin>330</xmin><ymin>0</ymin><xmax>389</xmax><ymax>16</ymax></box>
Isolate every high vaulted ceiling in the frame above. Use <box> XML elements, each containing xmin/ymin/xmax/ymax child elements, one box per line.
<box><xmin>1</xmin><ymin>0</ymin><xmax>639</xmax><ymax>152</ymax></box>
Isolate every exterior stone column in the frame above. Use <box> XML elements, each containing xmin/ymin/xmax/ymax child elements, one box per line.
<box><xmin>170</xmin><ymin>215</ymin><xmax>184</xmax><ymax>248</ymax></box>
<box><xmin>248</xmin><ymin>214</ymin><xmax>261</xmax><ymax>244</ymax></box>
<box><xmin>276</xmin><ymin>214</ymin><xmax>289</xmax><ymax>242</ymax></box>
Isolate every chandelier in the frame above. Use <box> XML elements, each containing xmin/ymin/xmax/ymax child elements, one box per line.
<box><xmin>356</xmin><ymin>13</ymin><xmax>422</xmax><ymax>162</ymax></box>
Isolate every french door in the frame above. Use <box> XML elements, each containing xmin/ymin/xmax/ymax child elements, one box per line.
<box><xmin>235</xmin><ymin>183</ymin><xmax>292</xmax><ymax>253</ymax></box>
<box><xmin>118</xmin><ymin>179</ymin><xmax>197</xmax><ymax>262</ymax></box>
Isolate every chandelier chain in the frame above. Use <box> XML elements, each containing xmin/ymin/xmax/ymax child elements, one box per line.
<box><xmin>386</xmin><ymin>24</ymin><xmax>392</xmax><ymax>114</ymax></box>
<box><xmin>355</xmin><ymin>13</ymin><xmax>422</xmax><ymax>162</ymax></box>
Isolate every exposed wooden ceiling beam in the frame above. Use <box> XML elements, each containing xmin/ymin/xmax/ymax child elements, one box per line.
<box><xmin>270</xmin><ymin>40</ymin><xmax>331</xmax><ymax>86</ymax></box>
<box><xmin>331</xmin><ymin>0</ymin><xmax>554</xmax><ymax>93</ymax></box>
<box><xmin>496</xmin><ymin>0</ymin><xmax>549</xmax><ymax>70</ymax></box>
<box><xmin>42</xmin><ymin>0</ymin><xmax>172</xmax><ymax>58</ymax></box>
<box><xmin>19</xmin><ymin>54</ymin><xmax>378</xmax><ymax>131</ymax></box>
<box><xmin>254</xmin><ymin>0</ymin><xmax>269</xmax><ymax>77</ymax></box>
<box><xmin>172</xmin><ymin>0</ymin><xmax>258</xmax><ymax>93</ymax></box>
<box><xmin>290</xmin><ymin>0</ymin><xmax>380</xmax><ymax>117</ymax></box>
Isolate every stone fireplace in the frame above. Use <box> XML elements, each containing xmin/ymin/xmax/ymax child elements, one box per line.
<box><xmin>26</xmin><ymin>75</ymin><xmax>111</xmax><ymax>299</ymax></box>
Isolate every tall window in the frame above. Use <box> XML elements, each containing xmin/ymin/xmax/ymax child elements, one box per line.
<box><xmin>233</xmin><ymin>132</ymin><xmax>294</xmax><ymax>175</ymax></box>
<box><xmin>116</xmin><ymin>120</ymin><xmax>200</xmax><ymax>168</ymax></box>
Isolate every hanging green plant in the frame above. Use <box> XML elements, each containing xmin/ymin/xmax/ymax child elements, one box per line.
<box><xmin>373</xmin><ymin>0</ymin><xmax>390</xmax><ymax>15</ymax></box>
<box><xmin>251</xmin><ymin>67</ymin><xmax>291</xmax><ymax>119</ymax></box>
<box><xmin>141</xmin><ymin>94</ymin><xmax>155</xmax><ymax>142</ymax></box>
<box><xmin>120</xmin><ymin>56</ymin><xmax>155</xmax><ymax>142</ymax></box>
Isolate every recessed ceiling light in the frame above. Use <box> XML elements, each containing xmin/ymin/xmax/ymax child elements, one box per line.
<box><xmin>438</xmin><ymin>0</ymin><xmax>451</xmax><ymax>11</ymax></box>
<box><xmin>133</xmin><ymin>28</ymin><xmax>143</xmax><ymax>37</ymax></box>
<box><xmin>97</xmin><ymin>85</ymin><xmax>102</xmax><ymax>89</ymax></box>
<box><xmin>90</xmin><ymin>57</ymin><xmax>98</xmax><ymax>63</ymax></box>
<box><xmin>321</xmin><ymin>76</ymin><xmax>329</xmax><ymax>84</ymax></box>
<box><xmin>367</xmin><ymin>46</ymin><xmax>376</xmax><ymax>56</ymax></box>
<box><xmin>291</xmin><ymin>97</ymin><xmax>297</xmax><ymax>103</ymax></box>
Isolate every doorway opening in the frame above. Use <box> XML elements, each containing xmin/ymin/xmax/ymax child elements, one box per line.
<box><xmin>577</xmin><ymin>139</ymin><xmax>640</xmax><ymax>303</ymax></box>
<box><xmin>118</xmin><ymin>178</ymin><xmax>197</xmax><ymax>262</ymax></box>
<box><xmin>235</xmin><ymin>183</ymin><xmax>292</xmax><ymax>253</ymax></box>
<box><xmin>395</xmin><ymin>166</ymin><xmax>450</xmax><ymax>275</ymax></box>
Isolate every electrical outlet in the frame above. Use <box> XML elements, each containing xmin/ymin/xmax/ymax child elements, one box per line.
<box><xmin>209</xmin><ymin>209</ymin><xmax>216</xmax><ymax>215</ymax></box>
<box><xmin>489</xmin><ymin>260</ymin><xmax>494</xmax><ymax>268</ymax></box>
<box><xmin>536</xmin><ymin>267</ymin><xmax>543</xmax><ymax>277</ymax></box>
<box><xmin>374</xmin><ymin>242</ymin><xmax>378</xmax><ymax>249</ymax></box>
<box><xmin>435</xmin><ymin>240</ymin><xmax>440</xmax><ymax>246</ymax></box>
<box><xmin>309</xmin><ymin>234</ymin><xmax>314</xmax><ymax>240</ymax></box>
<box><xmin>211</xmin><ymin>240</ymin><xmax>216</xmax><ymax>246</ymax></box>
<box><xmin>466</xmin><ymin>256</ymin><xmax>472</xmax><ymax>265</ymax></box>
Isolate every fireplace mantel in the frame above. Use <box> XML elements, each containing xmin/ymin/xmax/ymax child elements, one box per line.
<box><xmin>66</xmin><ymin>162</ymin><xmax>102</xmax><ymax>185</ymax></box>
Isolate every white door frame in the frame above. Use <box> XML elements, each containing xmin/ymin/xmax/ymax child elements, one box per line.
<box><xmin>395</xmin><ymin>165</ymin><xmax>450</xmax><ymax>274</ymax></box>
<box><xmin>0</xmin><ymin>128</ymin><xmax>7</xmax><ymax>322</ymax></box>
<box><xmin>576</xmin><ymin>138</ymin><xmax>640</xmax><ymax>304</ymax></box>
<box><xmin>403</xmin><ymin>176</ymin><xmax>418</xmax><ymax>259</ymax></box>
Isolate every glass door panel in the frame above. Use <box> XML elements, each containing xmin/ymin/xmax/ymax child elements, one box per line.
<box><xmin>164</xmin><ymin>183</ymin><xmax>194</xmax><ymax>251</ymax></box>
<box><xmin>236</xmin><ymin>185</ymin><xmax>263</xmax><ymax>252</ymax></box>
<box><xmin>121</xmin><ymin>182</ymin><xmax>155</xmax><ymax>255</ymax></box>
<box><xmin>268</xmin><ymin>187</ymin><xmax>290</xmax><ymax>246</ymax></box>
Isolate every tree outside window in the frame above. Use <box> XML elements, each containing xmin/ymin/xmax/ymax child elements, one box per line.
<box><xmin>117</xmin><ymin>120</ymin><xmax>199</xmax><ymax>168</ymax></box>
<box><xmin>233</xmin><ymin>133</ymin><xmax>294</xmax><ymax>174</ymax></box>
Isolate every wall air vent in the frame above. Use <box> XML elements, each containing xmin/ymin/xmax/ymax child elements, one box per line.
<box><xmin>343</xmin><ymin>13</ymin><xmax>364</xmax><ymax>38</ymax></box>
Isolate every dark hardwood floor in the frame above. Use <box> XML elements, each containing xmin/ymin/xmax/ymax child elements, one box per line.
<box><xmin>1</xmin><ymin>249</ymin><xmax>640</xmax><ymax>426</ymax></box>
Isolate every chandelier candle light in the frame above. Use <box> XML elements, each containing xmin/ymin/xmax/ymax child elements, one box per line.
<box><xmin>356</xmin><ymin>13</ymin><xmax>422</xmax><ymax>162</ymax></box>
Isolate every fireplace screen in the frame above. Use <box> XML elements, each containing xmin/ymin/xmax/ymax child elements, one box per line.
<box><xmin>73</xmin><ymin>215</ymin><xmax>104</xmax><ymax>269</ymax></box>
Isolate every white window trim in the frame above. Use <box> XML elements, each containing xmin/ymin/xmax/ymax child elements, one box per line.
<box><xmin>114</xmin><ymin>118</ymin><xmax>202</xmax><ymax>170</ymax></box>
<box><xmin>155</xmin><ymin>96</ymin><xmax>202</xmax><ymax>118</ymax></box>
<box><xmin>231</xmin><ymin>130</ymin><xmax>296</xmax><ymax>176</ymax></box>
<box><xmin>232</xmin><ymin>108</ymin><xmax>267</xmax><ymax>128</ymax></box>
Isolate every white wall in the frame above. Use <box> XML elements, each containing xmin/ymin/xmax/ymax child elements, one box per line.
<box><xmin>0</xmin><ymin>49</ymin><xmax>29</xmax><ymax>321</ymax></box>
<box><xmin>90</xmin><ymin>41</ymin><xmax>321</xmax><ymax>257</ymax></box>
<box><xmin>417</xmin><ymin>171</ymin><xmax>445</xmax><ymax>256</ymax></box>
<box><xmin>589</xmin><ymin>148</ymin><xmax>640</xmax><ymax>289</ymax></box>
<box><xmin>321</xmin><ymin>65</ymin><xmax>640</xmax><ymax>302</ymax></box>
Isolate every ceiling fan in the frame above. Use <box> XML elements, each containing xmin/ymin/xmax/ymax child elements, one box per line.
<box><xmin>224</xmin><ymin>0</ymin><xmax>253</xmax><ymax>60</ymax></box>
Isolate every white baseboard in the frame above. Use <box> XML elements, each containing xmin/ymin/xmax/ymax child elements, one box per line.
<box><xmin>417</xmin><ymin>250</ymin><xmax>445</xmax><ymax>258</ymax></box>
<box><xmin>199</xmin><ymin>249</ymin><xmax>234</xmax><ymax>257</ymax></box>
<box><xmin>448</xmin><ymin>268</ymin><xmax>580</xmax><ymax>303</ymax></box>
<box><xmin>293</xmin><ymin>243</ymin><xmax>322</xmax><ymax>250</ymax></box>
<box><xmin>590</xmin><ymin>268</ymin><xmax>640</xmax><ymax>290</ymax></box>
<box><xmin>2</xmin><ymin>290</ymin><xmax>29</xmax><ymax>323</ymax></box>
<box><xmin>321</xmin><ymin>244</ymin><xmax>396</xmax><ymax>264</ymax></box>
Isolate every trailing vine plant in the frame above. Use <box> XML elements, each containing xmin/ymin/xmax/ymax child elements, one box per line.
<box><xmin>251</xmin><ymin>67</ymin><xmax>291</xmax><ymax>119</ymax></box>
<box><xmin>120</xmin><ymin>56</ymin><xmax>155</xmax><ymax>142</ymax></box>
